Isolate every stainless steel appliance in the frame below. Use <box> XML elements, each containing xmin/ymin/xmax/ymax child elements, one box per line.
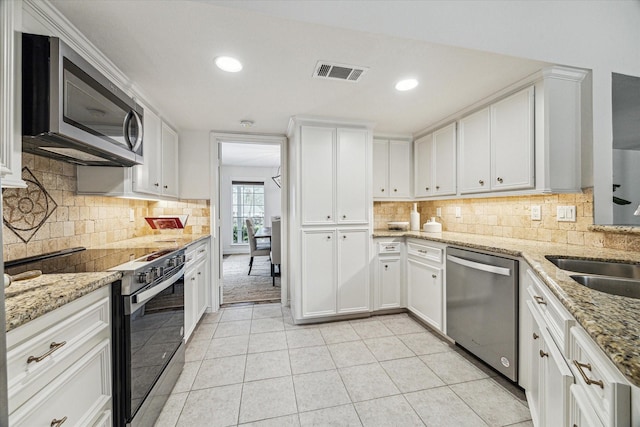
<box><xmin>5</xmin><ymin>246</ymin><xmax>187</xmax><ymax>426</ymax></box>
<box><xmin>446</xmin><ymin>247</ymin><xmax>519</xmax><ymax>381</ymax></box>
<box><xmin>22</xmin><ymin>33</ymin><xmax>144</xmax><ymax>166</ymax></box>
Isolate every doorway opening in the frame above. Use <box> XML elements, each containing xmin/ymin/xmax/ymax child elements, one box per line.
<box><xmin>216</xmin><ymin>138</ymin><xmax>284</xmax><ymax>306</ymax></box>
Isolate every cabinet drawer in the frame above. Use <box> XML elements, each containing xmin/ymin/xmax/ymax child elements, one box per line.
<box><xmin>7</xmin><ymin>294</ymin><xmax>110</xmax><ymax>411</ymax></box>
<box><xmin>526</xmin><ymin>269</ymin><xmax>575</xmax><ymax>355</ymax></box>
<box><xmin>571</xmin><ymin>385</ymin><xmax>605</xmax><ymax>427</ymax></box>
<box><xmin>407</xmin><ymin>241</ymin><xmax>442</xmax><ymax>263</ymax></box>
<box><xmin>378</xmin><ymin>241</ymin><xmax>401</xmax><ymax>255</ymax></box>
<box><xmin>569</xmin><ymin>327</ymin><xmax>630</xmax><ymax>427</ymax></box>
<box><xmin>9</xmin><ymin>339</ymin><xmax>111</xmax><ymax>426</ymax></box>
<box><xmin>186</xmin><ymin>240</ymin><xmax>209</xmax><ymax>265</ymax></box>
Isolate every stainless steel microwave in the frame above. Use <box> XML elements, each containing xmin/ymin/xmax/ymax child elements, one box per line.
<box><xmin>22</xmin><ymin>33</ymin><xmax>143</xmax><ymax>167</ymax></box>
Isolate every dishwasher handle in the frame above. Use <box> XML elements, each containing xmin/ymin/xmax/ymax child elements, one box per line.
<box><xmin>447</xmin><ymin>254</ymin><xmax>511</xmax><ymax>276</ymax></box>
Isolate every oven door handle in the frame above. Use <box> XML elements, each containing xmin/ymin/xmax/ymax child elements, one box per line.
<box><xmin>132</xmin><ymin>266</ymin><xmax>185</xmax><ymax>306</ymax></box>
<box><xmin>447</xmin><ymin>255</ymin><xmax>511</xmax><ymax>276</ymax></box>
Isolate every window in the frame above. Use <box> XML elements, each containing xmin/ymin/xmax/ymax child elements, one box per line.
<box><xmin>232</xmin><ymin>181</ymin><xmax>265</xmax><ymax>244</ymax></box>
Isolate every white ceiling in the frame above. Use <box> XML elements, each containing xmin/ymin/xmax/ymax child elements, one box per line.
<box><xmin>49</xmin><ymin>0</ymin><xmax>549</xmax><ymax>135</ymax></box>
<box><xmin>220</xmin><ymin>142</ymin><xmax>281</xmax><ymax>168</ymax></box>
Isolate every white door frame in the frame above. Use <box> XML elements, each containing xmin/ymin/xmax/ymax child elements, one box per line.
<box><xmin>210</xmin><ymin>132</ymin><xmax>289</xmax><ymax>309</ymax></box>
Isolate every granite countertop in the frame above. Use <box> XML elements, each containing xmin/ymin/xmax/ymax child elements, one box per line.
<box><xmin>4</xmin><ymin>234</ymin><xmax>211</xmax><ymax>333</ymax></box>
<box><xmin>374</xmin><ymin>230</ymin><xmax>640</xmax><ymax>387</ymax></box>
<box><xmin>5</xmin><ymin>272</ymin><xmax>122</xmax><ymax>332</ymax></box>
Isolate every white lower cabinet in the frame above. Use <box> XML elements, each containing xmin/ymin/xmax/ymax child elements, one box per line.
<box><xmin>301</xmin><ymin>228</ymin><xmax>369</xmax><ymax>318</ymax></box>
<box><xmin>184</xmin><ymin>238</ymin><xmax>211</xmax><ymax>340</ymax></box>
<box><xmin>377</xmin><ymin>257</ymin><xmax>402</xmax><ymax>309</ymax></box>
<box><xmin>6</xmin><ymin>286</ymin><xmax>112</xmax><ymax>425</ymax></box>
<box><xmin>406</xmin><ymin>239</ymin><xmax>445</xmax><ymax>331</ymax></box>
<box><xmin>522</xmin><ymin>266</ymin><xmax>632</xmax><ymax>427</ymax></box>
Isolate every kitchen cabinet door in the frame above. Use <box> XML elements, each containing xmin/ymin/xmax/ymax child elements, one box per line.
<box><xmin>134</xmin><ymin>105</ymin><xmax>162</xmax><ymax>195</ymax></box>
<box><xmin>372</xmin><ymin>139</ymin><xmax>389</xmax><ymax>198</ymax></box>
<box><xmin>407</xmin><ymin>259</ymin><xmax>443</xmax><ymax>331</ymax></box>
<box><xmin>337</xmin><ymin>128</ymin><xmax>368</xmax><ymax>224</ymax></box>
<box><xmin>459</xmin><ymin>107</ymin><xmax>491</xmax><ymax>194</ymax></box>
<box><xmin>301</xmin><ymin>126</ymin><xmax>335</xmax><ymax>225</ymax></box>
<box><xmin>337</xmin><ymin>229</ymin><xmax>369</xmax><ymax>314</ymax></box>
<box><xmin>388</xmin><ymin>140</ymin><xmax>411</xmax><ymax>198</ymax></box>
<box><xmin>414</xmin><ymin>134</ymin><xmax>433</xmax><ymax>197</ymax></box>
<box><xmin>301</xmin><ymin>230</ymin><xmax>337</xmax><ymax>317</ymax></box>
<box><xmin>377</xmin><ymin>257</ymin><xmax>402</xmax><ymax>310</ymax></box>
<box><xmin>161</xmin><ymin>122</ymin><xmax>179</xmax><ymax>197</ymax></box>
<box><xmin>432</xmin><ymin>123</ymin><xmax>457</xmax><ymax>196</ymax></box>
<box><xmin>184</xmin><ymin>268</ymin><xmax>197</xmax><ymax>340</ymax></box>
<box><xmin>195</xmin><ymin>258</ymin><xmax>209</xmax><ymax>321</ymax></box>
<box><xmin>491</xmin><ymin>86</ymin><xmax>534</xmax><ymax>191</ymax></box>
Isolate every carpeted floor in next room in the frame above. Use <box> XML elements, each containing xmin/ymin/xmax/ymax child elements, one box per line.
<box><xmin>222</xmin><ymin>254</ymin><xmax>280</xmax><ymax>304</ymax></box>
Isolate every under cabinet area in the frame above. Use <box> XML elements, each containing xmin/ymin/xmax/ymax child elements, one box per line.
<box><xmin>6</xmin><ymin>286</ymin><xmax>112</xmax><ymax>425</ymax></box>
<box><xmin>406</xmin><ymin>239</ymin><xmax>446</xmax><ymax>331</ymax></box>
<box><xmin>372</xmin><ymin>138</ymin><xmax>412</xmax><ymax>199</ymax></box>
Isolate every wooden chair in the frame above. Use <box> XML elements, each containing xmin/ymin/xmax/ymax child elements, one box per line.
<box><xmin>246</xmin><ymin>218</ymin><xmax>270</xmax><ymax>275</ymax></box>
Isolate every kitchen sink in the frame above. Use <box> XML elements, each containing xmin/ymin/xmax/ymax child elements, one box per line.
<box><xmin>545</xmin><ymin>256</ymin><xmax>640</xmax><ymax>280</ymax></box>
<box><xmin>570</xmin><ymin>275</ymin><xmax>640</xmax><ymax>299</ymax></box>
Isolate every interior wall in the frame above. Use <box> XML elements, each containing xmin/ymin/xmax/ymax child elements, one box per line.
<box><xmin>374</xmin><ymin>188</ymin><xmax>640</xmax><ymax>252</ymax></box>
<box><xmin>220</xmin><ymin>165</ymin><xmax>282</xmax><ymax>255</ymax></box>
<box><xmin>2</xmin><ymin>153</ymin><xmax>209</xmax><ymax>262</ymax></box>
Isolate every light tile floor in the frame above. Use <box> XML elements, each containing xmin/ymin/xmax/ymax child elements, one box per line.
<box><xmin>155</xmin><ymin>304</ymin><xmax>533</xmax><ymax>427</ymax></box>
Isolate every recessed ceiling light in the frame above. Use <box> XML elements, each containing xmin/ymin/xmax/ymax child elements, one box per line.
<box><xmin>215</xmin><ymin>56</ymin><xmax>243</xmax><ymax>73</ymax></box>
<box><xmin>240</xmin><ymin>120</ymin><xmax>254</xmax><ymax>128</ymax></box>
<box><xmin>395</xmin><ymin>78</ymin><xmax>418</xmax><ymax>91</ymax></box>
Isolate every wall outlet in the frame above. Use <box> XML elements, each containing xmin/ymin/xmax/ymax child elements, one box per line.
<box><xmin>557</xmin><ymin>205</ymin><xmax>576</xmax><ymax>222</ymax></box>
<box><xmin>129</xmin><ymin>208</ymin><xmax>135</xmax><ymax>222</ymax></box>
<box><xmin>436</xmin><ymin>207</ymin><xmax>442</xmax><ymax>217</ymax></box>
<box><xmin>455</xmin><ymin>207</ymin><xmax>462</xmax><ymax>218</ymax></box>
<box><xmin>531</xmin><ymin>205</ymin><xmax>541</xmax><ymax>221</ymax></box>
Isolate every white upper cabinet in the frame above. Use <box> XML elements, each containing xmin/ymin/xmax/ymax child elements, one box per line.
<box><xmin>372</xmin><ymin>138</ymin><xmax>411</xmax><ymax>199</ymax></box>
<box><xmin>414</xmin><ymin>134</ymin><xmax>433</xmax><ymax>197</ymax></box>
<box><xmin>459</xmin><ymin>107</ymin><xmax>491</xmax><ymax>194</ymax></box>
<box><xmin>133</xmin><ymin>105</ymin><xmax>162</xmax><ymax>194</ymax></box>
<box><xmin>300</xmin><ymin>125</ymin><xmax>368</xmax><ymax>225</ymax></box>
<box><xmin>301</xmin><ymin>126</ymin><xmax>335</xmax><ymax>225</ymax></box>
<box><xmin>415</xmin><ymin>123</ymin><xmax>456</xmax><ymax>198</ymax></box>
<box><xmin>0</xmin><ymin>0</ymin><xmax>25</xmax><ymax>188</ymax></box>
<box><xmin>337</xmin><ymin>128</ymin><xmax>368</xmax><ymax>223</ymax></box>
<box><xmin>491</xmin><ymin>86</ymin><xmax>535</xmax><ymax>191</ymax></box>
<box><xmin>161</xmin><ymin>122</ymin><xmax>179</xmax><ymax>197</ymax></box>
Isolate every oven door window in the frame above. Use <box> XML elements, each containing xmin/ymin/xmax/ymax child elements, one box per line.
<box><xmin>127</xmin><ymin>275</ymin><xmax>184</xmax><ymax>417</ymax></box>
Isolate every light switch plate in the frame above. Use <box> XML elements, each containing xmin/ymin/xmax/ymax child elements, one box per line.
<box><xmin>129</xmin><ymin>208</ymin><xmax>135</xmax><ymax>222</ymax></box>
<box><xmin>531</xmin><ymin>205</ymin><xmax>541</xmax><ymax>221</ymax></box>
<box><xmin>557</xmin><ymin>205</ymin><xmax>576</xmax><ymax>222</ymax></box>
<box><xmin>455</xmin><ymin>207</ymin><xmax>462</xmax><ymax>218</ymax></box>
<box><xmin>436</xmin><ymin>207</ymin><xmax>442</xmax><ymax>217</ymax></box>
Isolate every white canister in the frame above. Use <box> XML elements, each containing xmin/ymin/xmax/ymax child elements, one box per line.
<box><xmin>410</xmin><ymin>203</ymin><xmax>420</xmax><ymax>231</ymax></box>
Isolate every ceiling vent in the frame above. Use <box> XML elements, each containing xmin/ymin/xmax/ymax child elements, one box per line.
<box><xmin>313</xmin><ymin>61</ymin><xmax>368</xmax><ymax>83</ymax></box>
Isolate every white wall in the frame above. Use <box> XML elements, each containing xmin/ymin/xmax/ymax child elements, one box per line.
<box><xmin>221</xmin><ymin>165</ymin><xmax>282</xmax><ymax>254</ymax></box>
<box><xmin>179</xmin><ymin>130</ymin><xmax>210</xmax><ymax>199</ymax></box>
<box><xmin>220</xmin><ymin>0</ymin><xmax>640</xmax><ymax>224</ymax></box>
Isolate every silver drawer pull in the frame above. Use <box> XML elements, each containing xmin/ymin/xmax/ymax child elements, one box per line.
<box><xmin>539</xmin><ymin>349</ymin><xmax>549</xmax><ymax>358</ymax></box>
<box><xmin>198</xmin><ymin>249</ymin><xmax>205</xmax><ymax>253</ymax></box>
<box><xmin>573</xmin><ymin>360</ymin><xmax>604</xmax><ymax>389</ymax></box>
<box><xmin>431</xmin><ymin>274</ymin><xmax>437</xmax><ymax>278</ymax></box>
<box><xmin>418</xmin><ymin>249</ymin><xmax>427</xmax><ymax>254</ymax></box>
<box><xmin>51</xmin><ymin>416</ymin><xmax>67</xmax><ymax>427</ymax></box>
<box><xmin>27</xmin><ymin>341</ymin><xmax>66</xmax><ymax>364</ymax></box>
<box><xmin>533</xmin><ymin>296</ymin><xmax>547</xmax><ymax>305</ymax></box>
<box><xmin>532</xmin><ymin>332</ymin><xmax>539</xmax><ymax>340</ymax></box>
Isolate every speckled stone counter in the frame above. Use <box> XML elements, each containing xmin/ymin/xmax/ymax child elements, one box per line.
<box><xmin>374</xmin><ymin>230</ymin><xmax>640</xmax><ymax>387</ymax></box>
<box><xmin>5</xmin><ymin>271</ymin><xmax>122</xmax><ymax>332</ymax></box>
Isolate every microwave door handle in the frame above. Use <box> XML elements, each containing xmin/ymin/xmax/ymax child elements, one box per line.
<box><xmin>123</xmin><ymin>110</ymin><xmax>143</xmax><ymax>151</ymax></box>
<box><xmin>131</xmin><ymin>266</ymin><xmax>185</xmax><ymax>308</ymax></box>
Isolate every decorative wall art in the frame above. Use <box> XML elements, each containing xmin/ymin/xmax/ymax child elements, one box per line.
<box><xmin>2</xmin><ymin>167</ymin><xmax>58</xmax><ymax>242</ymax></box>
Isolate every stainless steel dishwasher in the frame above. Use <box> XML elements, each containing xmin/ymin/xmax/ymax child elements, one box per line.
<box><xmin>446</xmin><ymin>247</ymin><xmax>518</xmax><ymax>381</ymax></box>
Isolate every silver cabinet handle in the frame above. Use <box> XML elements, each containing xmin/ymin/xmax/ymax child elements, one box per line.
<box><xmin>164</xmin><ymin>185</ymin><xmax>168</xmax><ymax>189</ymax></box>
<box><xmin>533</xmin><ymin>332</ymin><xmax>539</xmax><ymax>340</ymax></box>
<box><xmin>154</xmin><ymin>183</ymin><xmax>160</xmax><ymax>187</ymax></box>
<box><xmin>479</xmin><ymin>180</ymin><xmax>484</xmax><ymax>185</ymax></box>
<box><xmin>431</xmin><ymin>274</ymin><xmax>437</xmax><ymax>278</ymax></box>
<box><xmin>28</xmin><ymin>341</ymin><xmax>67</xmax><ymax>364</ymax></box>
<box><xmin>497</xmin><ymin>177</ymin><xmax>504</xmax><ymax>183</ymax></box>
<box><xmin>573</xmin><ymin>360</ymin><xmax>604</xmax><ymax>389</ymax></box>
<box><xmin>436</xmin><ymin>186</ymin><xmax>440</xmax><ymax>190</ymax></box>
<box><xmin>425</xmin><ymin>187</ymin><xmax>429</xmax><ymax>191</ymax></box>
<box><xmin>342</xmin><ymin>215</ymin><xmax>346</xmax><ymax>219</ymax></box>
<box><xmin>534</xmin><ymin>295</ymin><xmax>547</xmax><ymax>305</ymax></box>
<box><xmin>381</xmin><ymin>188</ymin><xmax>385</xmax><ymax>192</ymax></box>
<box><xmin>394</xmin><ymin>188</ymin><xmax>398</xmax><ymax>192</ymax></box>
<box><xmin>540</xmin><ymin>349</ymin><xmax>549</xmax><ymax>358</ymax></box>
<box><xmin>51</xmin><ymin>416</ymin><xmax>68</xmax><ymax>427</ymax></box>
<box><xmin>191</xmin><ymin>277</ymin><xmax>196</xmax><ymax>281</ymax></box>
<box><xmin>384</xmin><ymin>265</ymin><xmax>388</xmax><ymax>270</ymax></box>
<box><xmin>327</xmin><ymin>236</ymin><xmax>331</xmax><ymax>240</ymax></box>
<box><xmin>326</xmin><ymin>215</ymin><xmax>331</xmax><ymax>219</ymax></box>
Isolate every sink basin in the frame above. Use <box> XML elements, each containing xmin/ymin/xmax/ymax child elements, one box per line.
<box><xmin>570</xmin><ymin>275</ymin><xmax>640</xmax><ymax>299</ymax></box>
<box><xmin>545</xmin><ymin>256</ymin><xmax>640</xmax><ymax>279</ymax></box>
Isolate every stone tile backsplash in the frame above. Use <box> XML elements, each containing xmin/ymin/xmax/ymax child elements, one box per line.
<box><xmin>2</xmin><ymin>154</ymin><xmax>209</xmax><ymax>261</ymax></box>
<box><xmin>374</xmin><ymin>188</ymin><xmax>640</xmax><ymax>252</ymax></box>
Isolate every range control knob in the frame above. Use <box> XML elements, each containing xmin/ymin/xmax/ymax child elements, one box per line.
<box><xmin>168</xmin><ymin>257</ymin><xmax>177</xmax><ymax>268</ymax></box>
<box><xmin>137</xmin><ymin>270</ymin><xmax>152</xmax><ymax>284</ymax></box>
